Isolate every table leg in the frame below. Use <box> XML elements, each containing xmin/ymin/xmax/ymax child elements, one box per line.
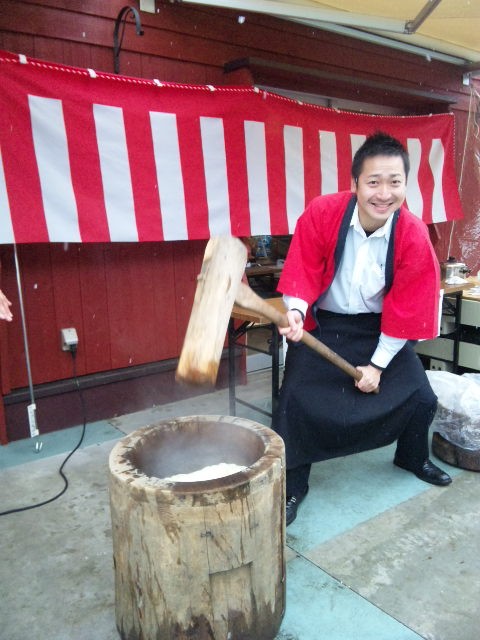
<box><xmin>452</xmin><ymin>292</ymin><xmax>462</xmax><ymax>374</ymax></box>
<box><xmin>228</xmin><ymin>318</ymin><xmax>236</xmax><ymax>415</ymax></box>
<box><xmin>270</xmin><ymin>323</ymin><xmax>279</xmax><ymax>416</ymax></box>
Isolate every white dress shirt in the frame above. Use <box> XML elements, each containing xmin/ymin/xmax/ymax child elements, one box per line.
<box><xmin>284</xmin><ymin>205</ymin><xmax>406</xmax><ymax>369</ymax></box>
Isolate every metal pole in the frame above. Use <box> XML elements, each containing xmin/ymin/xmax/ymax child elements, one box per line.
<box><xmin>13</xmin><ymin>244</ymin><xmax>39</xmax><ymax>440</ymax></box>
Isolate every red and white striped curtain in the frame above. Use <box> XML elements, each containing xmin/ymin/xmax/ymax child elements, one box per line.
<box><xmin>0</xmin><ymin>50</ymin><xmax>464</xmax><ymax>244</ymax></box>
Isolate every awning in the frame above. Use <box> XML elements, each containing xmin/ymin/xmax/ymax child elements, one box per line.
<box><xmin>0</xmin><ymin>50</ymin><xmax>464</xmax><ymax>243</ymax></box>
<box><xmin>178</xmin><ymin>1</ymin><xmax>480</xmax><ymax>66</ymax></box>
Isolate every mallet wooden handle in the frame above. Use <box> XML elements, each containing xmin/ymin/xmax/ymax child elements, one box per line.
<box><xmin>236</xmin><ymin>283</ymin><xmax>378</xmax><ymax>391</ymax></box>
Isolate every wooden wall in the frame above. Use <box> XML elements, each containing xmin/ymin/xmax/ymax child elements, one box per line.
<box><xmin>0</xmin><ymin>242</ymin><xmax>206</xmax><ymax>388</ymax></box>
<box><xmin>0</xmin><ymin>0</ymin><xmax>477</xmax><ymax>440</ymax></box>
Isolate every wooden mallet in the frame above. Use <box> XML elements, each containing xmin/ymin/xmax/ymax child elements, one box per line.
<box><xmin>176</xmin><ymin>236</ymin><xmax>368</xmax><ymax>389</ymax></box>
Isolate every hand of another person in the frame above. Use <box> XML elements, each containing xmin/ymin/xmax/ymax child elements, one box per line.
<box><xmin>0</xmin><ymin>290</ymin><xmax>13</xmax><ymax>321</ymax></box>
<box><xmin>355</xmin><ymin>364</ymin><xmax>381</xmax><ymax>393</ymax></box>
<box><xmin>278</xmin><ymin>309</ymin><xmax>304</xmax><ymax>342</ymax></box>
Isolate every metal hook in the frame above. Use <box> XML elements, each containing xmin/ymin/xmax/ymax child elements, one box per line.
<box><xmin>113</xmin><ymin>5</ymin><xmax>144</xmax><ymax>74</ymax></box>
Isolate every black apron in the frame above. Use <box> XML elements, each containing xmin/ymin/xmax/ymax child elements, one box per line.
<box><xmin>273</xmin><ymin>311</ymin><xmax>432</xmax><ymax>469</ymax></box>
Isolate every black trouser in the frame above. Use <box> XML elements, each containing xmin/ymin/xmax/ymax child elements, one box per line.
<box><xmin>286</xmin><ymin>383</ymin><xmax>437</xmax><ymax>497</ymax></box>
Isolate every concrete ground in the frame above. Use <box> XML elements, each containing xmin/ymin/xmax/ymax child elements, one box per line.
<box><xmin>0</xmin><ymin>370</ymin><xmax>478</xmax><ymax>640</ymax></box>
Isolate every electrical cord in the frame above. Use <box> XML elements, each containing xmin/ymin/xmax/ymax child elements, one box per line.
<box><xmin>0</xmin><ymin>347</ymin><xmax>87</xmax><ymax>517</ymax></box>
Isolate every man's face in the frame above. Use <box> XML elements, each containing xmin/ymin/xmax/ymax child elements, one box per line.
<box><xmin>353</xmin><ymin>155</ymin><xmax>407</xmax><ymax>232</ymax></box>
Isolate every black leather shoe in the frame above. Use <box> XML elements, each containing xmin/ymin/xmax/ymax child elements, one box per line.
<box><xmin>394</xmin><ymin>458</ymin><xmax>452</xmax><ymax>486</ymax></box>
<box><xmin>286</xmin><ymin>486</ymin><xmax>309</xmax><ymax>526</ymax></box>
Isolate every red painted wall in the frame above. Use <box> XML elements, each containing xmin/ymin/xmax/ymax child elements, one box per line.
<box><xmin>0</xmin><ymin>241</ymin><xmax>206</xmax><ymax>390</ymax></box>
<box><xmin>0</xmin><ymin>0</ymin><xmax>478</xmax><ymax>440</ymax></box>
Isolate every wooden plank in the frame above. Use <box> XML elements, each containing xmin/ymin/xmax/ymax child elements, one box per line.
<box><xmin>103</xmin><ymin>243</ymin><xmax>182</xmax><ymax>369</ymax></box>
<box><xmin>78</xmin><ymin>244</ymin><xmax>112</xmax><ymax>375</ymax></box>
<box><xmin>49</xmin><ymin>243</ymin><xmax>84</xmax><ymax>378</ymax></box>
<box><xmin>104</xmin><ymin>244</ymin><xmax>151</xmax><ymax>369</ymax></box>
<box><xmin>32</xmin><ymin>36</ymin><xmax>66</xmax><ymax>64</ymax></box>
<box><xmin>172</xmin><ymin>241</ymin><xmax>210</xmax><ymax>356</ymax></box>
<box><xmin>0</xmin><ymin>31</ymin><xmax>35</xmax><ymax>55</ymax></box>
<box><xmin>150</xmin><ymin>242</ymin><xmax>177</xmax><ymax>361</ymax></box>
<box><xmin>140</xmin><ymin>56</ymin><xmax>208</xmax><ymax>84</ymax></box>
<box><xmin>114</xmin><ymin>50</ymin><xmax>143</xmax><ymax>79</ymax></box>
<box><xmin>0</xmin><ymin>1</ymin><xmax>110</xmax><ymax>46</ymax></box>
<box><xmin>60</xmin><ymin>40</ymin><xmax>93</xmax><ymax>69</ymax></box>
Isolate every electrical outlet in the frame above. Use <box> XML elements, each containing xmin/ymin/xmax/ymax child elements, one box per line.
<box><xmin>440</xmin><ymin>315</ymin><xmax>456</xmax><ymax>335</ymax></box>
<box><xmin>61</xmin><ymin>327</ymin><xmax>78</xmax><ymax>351</ymax></box>
<box><xmin>429</xmin><ymin>359</ymin><xmax>453</xmax><ymax>372</ymax></box>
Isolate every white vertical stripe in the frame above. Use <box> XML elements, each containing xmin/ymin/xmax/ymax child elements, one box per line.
<box><xmin>0</xmin><ymin>147</ymin><xmax>15</xmax><ymax>243</ymax></box>
<box><xmin>319</xmin><ymin>131</ymin><xmax>338</xmax><ymax>194</ymax></box>
<box><xmin>28</xmin><ymin>95</ymin><xmax>81</xmax><ymax>242</ymax></box>
<box><xmin>429</xmin><ymin>138</ymin><xmax>447</xmax><ymax>223</ymax></box>
<box><xmin>150</xmin><ymin>112</ymin><xmax>188</xmax><ymax>241</ymax></box>
<box><xmin>244</xmin><ymin>121</ymin><xmax>270</xmax><ymax>235</ymax></box>
<box><xmin>200</xmin><ymin>117</ymin><xmax>231</xmax><ymax>236</ymax></box>
<box><xmin>350</xmin><ymin>134</ymin><xmax>366</xmax><ymax>161</ymax></box>
<box><xmin>406</xmin><ymin>138</ymin><xmax>424</xmax><ymax>219</ymax></box>
<box><xmin>93</xmin><ymin>104</ymin><xmax>138</xmax><ymax>241</ymax></box>
<box><xmin>284</xmin><ymin>125</ymin><xmax>304</xmax><ymax>233</ymax></box>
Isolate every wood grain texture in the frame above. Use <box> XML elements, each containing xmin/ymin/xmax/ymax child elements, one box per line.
<box><xmin>176</xmin><ymin>237</ymin><xmax>247</xmax><ymax>386</ymax></box>
<box><xmin>109</xmin><ymin>416</ymin><xmax>285</xmax><ymax>640</ymax></box>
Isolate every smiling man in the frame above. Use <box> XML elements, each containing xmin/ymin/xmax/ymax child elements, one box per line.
<box><xmin>273</xmin><ymin>132</ymin><xmax>451</xmax><ymax>527</ymax></box>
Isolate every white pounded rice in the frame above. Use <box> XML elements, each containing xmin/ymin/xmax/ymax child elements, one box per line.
<box><xmin>164</xmin><ymin>462</ymin><xmax>246</xmax><ymax>482</ymax></box>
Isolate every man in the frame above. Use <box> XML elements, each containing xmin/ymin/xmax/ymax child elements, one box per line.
<box><xmin>274</xmin><ymin>132</ymin><xmax>451</xmax><ymax>527</ymax></box>
<box><xmin>0</xmin><ymin>262</ymin><xmax>12</xmax><ymax>321</ymax></box>
<box><xmin>0</xmin><ymin>289</ymin><xmax>12</xmax><ymax>321</ymax></box>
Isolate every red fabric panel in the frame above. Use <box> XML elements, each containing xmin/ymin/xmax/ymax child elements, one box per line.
<box><xmin>0</xmin><ymin>51</ymin><xmax>464</xmax><ymax>244</ymax></box>
<box><xmin>177</xmin><ymin>115</ymin><xmax>210</xmax><ymax>240</ymax></box>
<box><xmin>63</xmin><ymin>101</ymin><xmax>111</xmax><ymax>241</ymax></box>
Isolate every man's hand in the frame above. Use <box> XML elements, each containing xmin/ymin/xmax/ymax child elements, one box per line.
<box><xmin>278</xmin><ymin>309</ymin><xmax>304</xmax><ymax>342</ymax></box>
<box><xmin>0</xmin><ymin>290</ymin><xmax>13</xmax><ymax>321</ymax></box>
<box><xmin>355</xmin><ymin>364</ymin><xmax>381</xmax><ymax>393</ymax></box>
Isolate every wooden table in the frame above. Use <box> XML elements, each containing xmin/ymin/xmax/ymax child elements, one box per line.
<box><xmin>462</xmin><ymin>276</ymin><xmax>480</xmax><ymax>301</ymax></box>
<box><xmin>245</xmin><ymin>263</ymin><xmax>283</xmax><ymax>295</ymax></box>
<box><xmin>442</xmin><ymin>280</ymin><xmax>475</xmax><ymax>297</ymax></box>
<box><xmin>228</xmin><ymin>297</ymin><xmax>286</xmax><ymax>418</ymax></box>
<box><xmin>245</xmin><ymin>264</ymin><xmax>283</xmax><ymax>278</ymax></box>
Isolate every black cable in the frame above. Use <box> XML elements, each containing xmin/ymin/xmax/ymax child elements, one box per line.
<box><xmin>0</xmin><ymin>347</ymin><xmax>87</xmax><ymax>517</ymax></box>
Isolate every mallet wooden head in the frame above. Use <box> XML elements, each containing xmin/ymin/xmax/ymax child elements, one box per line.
<box><xmin>176</xmin><ymin>236</ymin><xmax>368</xmax><ymax>391</ymax></box>
<box><xmin>175</xmin><ymin>236</ymin><xmax>247</xmax><ymax>386</ymax></box>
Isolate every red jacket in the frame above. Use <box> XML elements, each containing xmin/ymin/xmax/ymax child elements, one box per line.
<box><xmin>277</xmin><ymin>191</ymin><xmax>440</xmax><ymax>340</ymax></box>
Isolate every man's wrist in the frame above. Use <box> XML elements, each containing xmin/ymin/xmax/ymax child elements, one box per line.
<box><xmin>369</xmin><ymin>360</ymin><xmax>385</xmax><ymax>371</ymax></box>
<box><xmin>290</xmin><ymin>308</ymin><xmax>305</xmax><ymax>322</ymax></box>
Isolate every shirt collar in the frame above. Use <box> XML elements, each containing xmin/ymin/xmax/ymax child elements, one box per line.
<box><xmin>350</xmin><ymin>204</ymin><xmax>395</xmax><ymax>240</ymax></box>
